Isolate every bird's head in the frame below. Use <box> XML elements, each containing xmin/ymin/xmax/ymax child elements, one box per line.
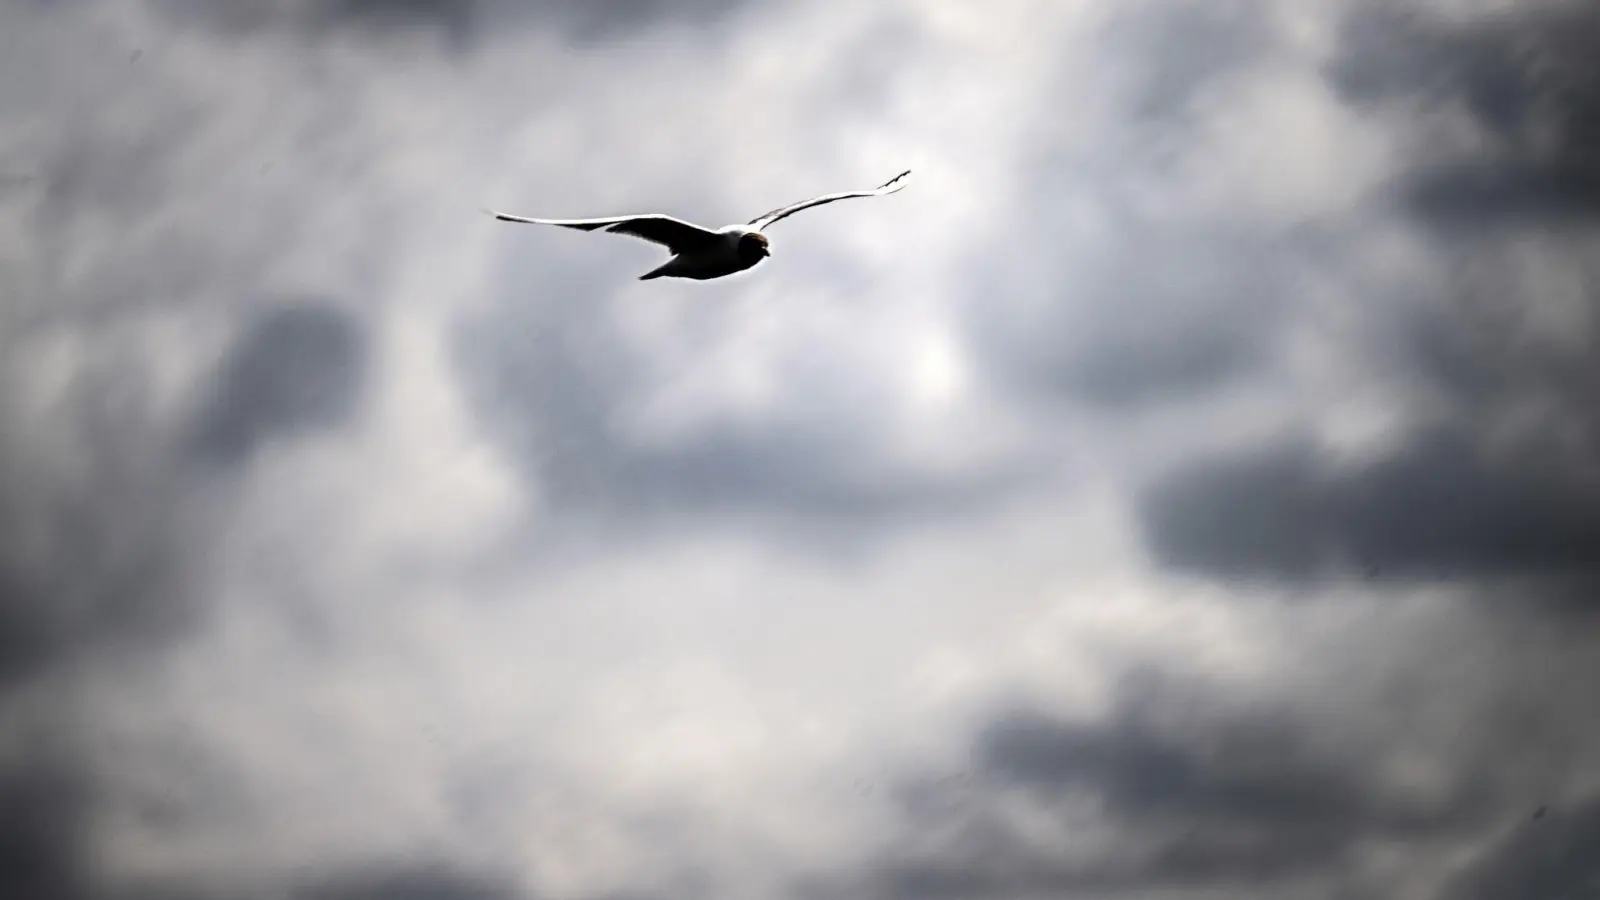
<box><xmin>738</xmin><ymin>232</ymin><xmax>771</xmax><ymax>262</ymax></box>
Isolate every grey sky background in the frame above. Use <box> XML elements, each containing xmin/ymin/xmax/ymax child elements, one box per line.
<box><xmin>3</xmin><ymin>1</ymin><xmax>1598</xmax><ymax>898</ymax></box>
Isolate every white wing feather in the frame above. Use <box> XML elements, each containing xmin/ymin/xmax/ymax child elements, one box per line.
<box><xmin>746</xmin><ymin>170</ymin><xmax>911</xmax><ymax>230</ymax></box>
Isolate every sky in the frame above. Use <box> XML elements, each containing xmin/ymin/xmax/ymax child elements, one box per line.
<box><xmin>2</xmin><ymin>1</ymin><xmax>1599</xmax><ymax>898</ymax></box>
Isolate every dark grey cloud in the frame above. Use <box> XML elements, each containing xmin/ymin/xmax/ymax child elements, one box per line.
<box><xmin>186</xmin><ymin>302</ymin><xmax>367</xmax><ymax>468</ymax></box>
<box><xmin>0</xmin><ymin>755</ymin><xmax>92</xmax><ymax>900</ymax></box>
<box><xmin>0</xmin><ymin>373</ymin><xmax>204</xmax><ymax>895</ymax></box>
<box><xmin>1444</xmin><ymin>798</ymin><xmax>1600</xmax><ymax>900</ymax></box>
<box><xmin>979</xmin><ymin>712</ymin><xmax>1425</xmax><ymax>832</ymax></box>
<box><xmin>0</xmin><ymin>27</ymin><xmax>229</xmax><ymax>880</ymax></box>
<box><xmin>860</xmin><ymin>673</ymin><xmax>1488</xmax><ymax>898</ymax></box>
<box><xmin>1138</xmin><ymin>429</ymin><xmax>1600</xmax><ymax>583</ymax></box>
<box><xmin>1138</xmin><ymin>0</ymin><xmax>1600</xmax><ymax>588</ymax></box>
<box><xmin>0</xmin><ymin>403</ymin><xmax>196</xmax><ymax>688</ymax></box>
<box><xmin>297</xmin><ymin>865</ymin><xmax>521</xmax><ymax>900</ymax></box>
<box><xmin>32</xmin><ymin>119</ymin><xmax>193</xmax><ymax>228</ymax></box>
<box><xmin>151</xmin><ymin>0</ymin><xmax>751</xmax><ymax>48</ymax></box>
<box><xmin>827</xmin><ymin>600</ymin><xmax>1600</xmax><ymax>900</ymax></box>
<box><xmin>1331</xmin><ymin>1</ymin><xmax>1600</xmax><ymax>227</ymax></box>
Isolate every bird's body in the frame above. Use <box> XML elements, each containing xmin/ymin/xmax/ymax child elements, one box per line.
<box><xmin>488</xmin><ymin>170</ymin><xmax>910</xmax><ymax>281</ymax></box>
<box><xmin>637</xmin><ymin>225</ymin><xmax>770</xmax><ymax>281</ymax></box>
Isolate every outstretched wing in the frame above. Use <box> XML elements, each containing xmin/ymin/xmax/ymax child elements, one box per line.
<box><xmin>746</xmin><ymin>170</ymin><xmax>911</xmax><ymax>231</ymax></box>
<box><xmin>487</xmin><ymin>211</ymin><xmax>722</xmax><ymax>255</ymax></box>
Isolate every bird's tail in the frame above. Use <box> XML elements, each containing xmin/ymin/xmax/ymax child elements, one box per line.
<box><xmin>639</xmin><ymin>261</ymin><xmax>673</xmax><ymax>281</ymax></box>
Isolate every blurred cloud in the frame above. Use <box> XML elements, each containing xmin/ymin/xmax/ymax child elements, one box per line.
<box><xmin>1139</xmin><ymin>0</ymin><xmax>1600</xmax><ymax>594</ymax></box>
<box><xmin>1332</xmin><ymin>1</ymin><xmax>1600</xmax><ymax>226</ymax></box>
<box><xmin>4</xmin><ymin>0</ymin><xmax>1599</xmax><ymax>898</ymax></box>
<box><xmin>1139</xmin><ymin>429</ymin><xmax>1600</xmax><ymax>582</ymax></box>
<box><xmin>150</xmin><ymin>0</ymin><xmax>752</xmax><ymax>48</ymax></box>
<box><xmin>186</xmin><ymin>303</ymin><xmax>368</xmax><ymax>468</ymax></box>
<box><xmin>1443</xmin><ymin>799</ymin><xmax>1600</xmax><ymax>900</ymax></box>
<box><xmin>296</xmin><ymin>865</ymin><xmax>520</xmax><ymax>900</ymax></box>
<box><xmin>456</xmin><ymin>273</ymin><xmax>1034</xmax><ymax>538</ymax></box>
<box><xmin>0</xmin><ymin>756</ymin><xmax>91</xmax><ymax>900</ymax></box>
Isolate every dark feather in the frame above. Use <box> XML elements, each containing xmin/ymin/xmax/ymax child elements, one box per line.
<box><xmin>489</xmin><ymin>211</ymin><xmax>720</xmax><ymax>254</ymax></box>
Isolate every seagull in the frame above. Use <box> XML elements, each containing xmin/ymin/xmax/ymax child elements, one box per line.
<box><xmin>488</xmin><ymin>169</ymin><xmax>911</xmax><ymax>281</ymax></box>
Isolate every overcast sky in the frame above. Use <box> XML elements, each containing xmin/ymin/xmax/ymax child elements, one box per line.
<box><xmin>3</xmin><ymin>1</ymin><xmax>1599</xmax><ymax>898</ymax></box>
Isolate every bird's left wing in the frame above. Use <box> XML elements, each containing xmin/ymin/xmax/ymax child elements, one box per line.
<box><xmin>487</xmin><ymin>211</ymin><xmax>722</xmax><ymax>255</ymax></box>
<box><xmin>746</xmin><ymin>170</ymin><xmax>911</xmax><ymax>231</ymax></box>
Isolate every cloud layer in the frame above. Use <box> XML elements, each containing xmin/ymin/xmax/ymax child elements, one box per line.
<box><xmin>4</xmin><ymin>1</ymin><xmax>1599</xmax><ymax>899</ymax></box>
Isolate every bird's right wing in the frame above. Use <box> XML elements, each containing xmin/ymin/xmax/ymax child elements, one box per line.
<box><xmin>486</xmin><ymin>211</ymin><xmax>722</xmax><ymax>255</ymax></box>
<box><xmin>746</xmin><ymin>169</ymin><xmax>911</xmax><ymax>231</ymax></box>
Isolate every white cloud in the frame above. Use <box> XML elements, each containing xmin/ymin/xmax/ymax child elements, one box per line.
<box><xmin>6</xmin><ymin>1</ymin><xmax>1600</xmax><ymax>899</ymax></box>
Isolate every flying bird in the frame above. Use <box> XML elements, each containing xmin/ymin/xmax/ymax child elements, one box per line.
<box><xmin>487</xmin><ymin>169</ymin><xmax>911</xmax><ymax>281</ymax></box>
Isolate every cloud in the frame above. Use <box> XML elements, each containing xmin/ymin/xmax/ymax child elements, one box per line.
<box><xmin>0</xmin><ymin>389</ymin><xmax>197</xmax><ymax>688</ymax></box>
<box><xmin>969</xmin><ymin>224</ymin><xmax>1291</xmax><ymax>409</ymax></box>
<box><xmin>962</xmin><ymin>2</ymin><xmax>1343</xmax><ymax>412</ymax></box>
<box><xmin>1135</xmin><ymin>0</ymin><xmax>1600</xmax><ymax>589</ymax></box>
<box><xmin>455</xmin><ymin>266</ymin><xmax>1030</xmax><ymax>538</ymax></box>
<box><xmin>979</xmin><ymin>711</ymin><xmax>1400</xmax><ymax>832</ymax></box>
<box><xmin>186</xmin><ymin>302</ymin><xmax>368</xmax><ymax>468</ymax></box>
<box><xmin>861</xmin><ymin>668</ymin><xmax>1487</xmax><ymax>898</ymax></box>
<box><xmin>9</xmin><ymin>0</ymin><xmax>1600</xmax><ymax>898</ymax></box>
<box><xmin>0</xmin><ymin>339</ymin><xmax>206</xmax><ymax>898</ymax></box>
<box><xmin>150</xmin><ymin>0</ymin><xmax>752</xmax><ymax>47</ymax></box>
<box><xmin>1443</xmin><ymin>797</ymin><xmax>1600</xmax><ymax>900</ymax></box>
<box><xmin>0</xmin><ymin>756</ymin><xmax>92</xmax><ymax>900</ymax></box>
<box><xmin>296</xmin><ymin>864</ymin><xmax>520</xmax><ymax>900</ymax></box>
<box><xmin>1138</xmin><ymin>429</ymin><xmax>1600</xmax><ymax>582</ymax></box>
<box><xmin>1331</xmin><ymin>0</ymin><xmax>1600</xmax><ymax>227</ymax></box>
